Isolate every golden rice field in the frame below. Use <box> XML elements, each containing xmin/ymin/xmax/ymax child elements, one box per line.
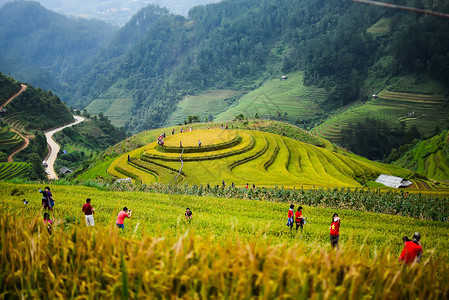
<box><xmin>108</xmin><ymin>128</ymin><xmax>416</xmax><ymax>188</ymax></box>
<box><xmin>1</xmin><ymin>182</ymin><xmax>449</xmax><ymax>298</ymax></box>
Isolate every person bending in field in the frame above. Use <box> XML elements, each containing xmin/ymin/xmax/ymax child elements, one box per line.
<box><xmin>330</xmin><ymin>213</ymin><xmax>340</xmax><ymax>248</ymax></box>
<box><xmin>295</xmin><ymin>206</ymin><xmax>305</xmax><ymax>231</ymax></box>
<box><xmin>82</xmin><ymin>198</ymin><xmax>95</xmax><ymax>227</ymax></box>
<box><xmin>43</xmin><ymin>212</ymin><xmax>53</xmax><ymax>235</ymax></box>
<box><xmin>185</xmin><ymin>208</ymin><xmax>193</xmax><ymax>219</ymax></box>
<box><xmin>116</xmin><ymin>207</ymin><xmax>132</xmax><ymax>229</ymax></box>
<box><xmin>399</xmin><ymin>232</ymin><xmax>423</xmax><ymax>264</ymax></box>
<box><xmin>287</xmin><ymin>204</ymin><xmax>294</xmax><ymax>230</ymax></box>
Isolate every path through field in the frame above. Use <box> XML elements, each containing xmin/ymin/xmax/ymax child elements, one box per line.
<box><xmin>0</xmin><ymin>84</ymin><xmax>27</xmax><ymax>110</ymax></box>
<box><xmin>6</xmin><ymin>128</ymin><xmax>29</xmax><ymax>162</ymax></box>
<box><xmin>44</xmin><ymin>116</ymin><xmax>85</xmax><ymax>179</ymax></box>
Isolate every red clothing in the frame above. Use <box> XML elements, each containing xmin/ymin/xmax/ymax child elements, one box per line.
<box><xmin>295</xmin><ymin>211</ymin><xmax>303</xmax><ymax>222</ymax></box>
<box><xmin>82</xmin><ymin>203</ymin><xmax>93</xmax><ymax>215</ymax></box>
<box><xmin>399</xmin><ymin>241</ymin><xmax>423</xmax><ymax>264</ymax></box>
<box><xmin>116</xmin><ymin>211</ymin><xmax>130</xmax><ymax>225</ymax></box>
<box><xmin>330</xmin><ymin>220</ymin><xmax>340</xmax><ymax>236</ymax></box>
<box><xmin>288</xmin><ymin>209</ymin><xmax>294</xmax><ymax>218</ymax></box>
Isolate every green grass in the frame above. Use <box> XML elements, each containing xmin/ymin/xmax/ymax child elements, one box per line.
<box><xmin>85</xmin><ymin>80</ymin><xmax>133</xmax><ymax>127</ymax></box>
<box><xmin>215</xmin><ymin>72</ymin><xmax>326</xmax><ymax>123</ymax></box>
<box><xmin>1</xmin><ymin>182</ymin><xmax>448</xmax><ymax>257</ymax></box>
<box><xmin>166</xmin><ymin>89</ymin><xmax>243</xmax><ymax>125</ymax></box>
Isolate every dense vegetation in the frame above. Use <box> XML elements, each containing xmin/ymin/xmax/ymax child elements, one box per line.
<box><xmin>54</xmin><ymin>111</ymin><xmax>127</xmax><ymax>174</ymax></box>
<box><xmin>0</xmin><ymin>0</ymin><xmax>116</xmax><ymax>98</ymax></box>
<box><xmin>5</xmin><ymin>85</ymin><xmax>74</xmax><ymax>131</ymax></box>
<box><xmin>68</xmin><ymin>0</ymin><xmax>449</xmax><ymax>134</ymax></box>
<box><xmin>1</xmin><ymin>182</ymin><xmax>449</xmax><ymax>298</ymax></box>
<box><xmin>393</xmin><ymin>130</ymin><xmax>449</xmax><ymax>181</ymax></box>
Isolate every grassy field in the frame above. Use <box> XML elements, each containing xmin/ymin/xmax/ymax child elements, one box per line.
<box><xmin>366</xmin><ymin>18</ymin><xmax>390</xmax><ymax>36</ymax></box>
<box><xmin>165</xmin><ymin>89</ymin><xmax>243</xmax><ymax>125</ymax></box>
<box><xmin>85</xmin><ymin>81</ymin><xmax>133</xmax><ymax>127</ymax></box>
<box><xmin>394</xmin><ymin>130</ymin><xmax>449</xmax><ymax>181</ymax></box>
<box><xmin>215</xmin><ymin>72</ymin><xmax>327</xmax><ymax>123</ymax></box>
<box><xmin>1</xmin><ymin>182</ymin><xmax>449</xmax><ymax>298</ymax></box>
<box><xmin>106</xmin><ymin>128</ymin><xmax>420</xmax><ymax>188</ymax></box>
<box><xmin>311</xmin><ymin>76</ymin><xmax>449</xmax><ymax>144</ymax></box>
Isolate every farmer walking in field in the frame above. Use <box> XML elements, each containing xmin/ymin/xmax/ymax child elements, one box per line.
<box><xmin>399</xmin><ymin>232</ymin><xmax>423</xmax><ymax>264</ymax></box>
<box><xmin>330</xmin><ymin>213</ymin><xmax>340</xmax><ymax>248</ymax></box>
<box><xmin>82</xmin><ymin>198</ymin><xmax>95</xmax><ymax>226</ymax></box>
<box><xmin>116</xmin><ymin>207</ymin><xmax>132</xmax><ymax>229</ymax></box>
<box><xmin>198</xmin><ymin>139</ymin><xmax>202</xmax><ymax>147</ymax></box>
<box><xmin>295</xmin><ymin>206</ymin><xmax>305</xmax><ymax>231</ymax></box>
<box><xmin>287</xmin><ymin>204</ymin><xmax>294</xmax><ymax>230</ymax></box>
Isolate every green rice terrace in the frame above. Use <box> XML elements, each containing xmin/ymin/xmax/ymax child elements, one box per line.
<box><xmin>394</xmin><ymin>130</ymin><xmax>449</xmax><ymax>182</ymax></box>
<box><xmin>103</xmin><ymin>127</ymin><xmax>433</xmax><ymax>188</ymax></box>
<box><xmin>311</xmin><ymin>80</ymin><xmax>448</xmax><ymax>144</ymax></box>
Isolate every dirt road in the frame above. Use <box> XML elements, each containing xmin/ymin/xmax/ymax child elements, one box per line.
<box><xmin>0</xmin><ymin>84</ymin><xmax>27</xmax><ymax>110</ymax></box>
<box><xmin>44</xmin><ymin>116</ymin><xmax>85</xmax><ymax>180</ymax></box>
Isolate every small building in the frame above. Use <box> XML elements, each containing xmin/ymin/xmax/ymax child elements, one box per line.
<box><xmin>375</xmin><ymin>174</ymin><xmax>412</xmax><ymax>188</ymax></box>
<box><xmin>0</xmin><ymin>108</ymin><xmax>7</xmax><ymax>117</ymax></box>
<box><xmin>372</xmin><ymin>94</ymin><xmax>378</xmax><ymax>99</ymax></box>
<box><xmin>407</xmin><ymin>112</ymin><xmax>415</xmax><ymax>118</ymax></box>
<box><xmin>59</xmin><ymin>167</ymin><xmax>73</xmax><ymax>174</ymax></box>
<box><xmin>281</xmin><ymin>75</ymin><xmax>288</xmax><ymax>80</ymax></box>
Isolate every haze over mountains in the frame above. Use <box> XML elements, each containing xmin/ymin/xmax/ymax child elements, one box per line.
<box><xmin>0</xmin><ymin>0</ymin><xmax>448</xmax><ymax>161</ymax></box>
<box><xmin>0</xmin><ymin>0</ymin><xmax>219</xmax><ymax>26</ymax></box>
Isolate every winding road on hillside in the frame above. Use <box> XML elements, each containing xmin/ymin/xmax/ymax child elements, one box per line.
<box><xmin>44</xmin><ymin>116</ymin><xmax>85</xmax><ymax>180</ymax></box>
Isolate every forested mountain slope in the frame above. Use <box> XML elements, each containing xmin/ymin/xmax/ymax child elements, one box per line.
<box><xmin>0</xmin><ymin>1</ymin><xmax>116</xmax><ymax>98</ymax></box>
<box><xmin>72</xmin><ymin>0</ymin><xmax>449</xmax><ymax>134</ymax></box>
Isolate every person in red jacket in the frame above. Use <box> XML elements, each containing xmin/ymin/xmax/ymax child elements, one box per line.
<box><xmin>329</xmin><ymin>213</ymin><xmax>340</xmax><ymax>248</ymax></box>
<box><xmin>295</xmin><ymin>206</ymin><xmax>305</xmax><ymax>231</ymax></box>
<box><xmin>399</xmin><ymin>232</ymin><xmax>423</xmax><ymax>264</ymax></box>
<box><xmin>287</xmin><ymin>204</ymin><xmax>294</xmax><ymax>230</ymax></box>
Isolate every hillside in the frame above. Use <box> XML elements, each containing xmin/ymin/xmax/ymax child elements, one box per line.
<box><xmin>393</xmin><ymin>130</ymin><xmax>449</xmax><ymax>182</ymax></box>
<box><xmin>69</xmin><ymin>0</ymin><xmax>449</xmax><ymax>136</ymax></box>
<box><xmin>311</xmin><ymin>76</ymin><xmax>449</xmax><ymax>160</ymax></box>
<box><xmin>0</xmin><ymin>0</ymin><xmax>116</xmax><ymax>98</ymax></box>
<box><xmin>74</xmin><ymin>120</ymin><xmax>444</xmax><ymax>189</ymax></box>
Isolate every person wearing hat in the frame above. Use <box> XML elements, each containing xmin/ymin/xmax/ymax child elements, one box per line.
<box><xmin>399</xmin><ymin>232</ymin><xmax>423</xmax><ymax>264</ymax></box>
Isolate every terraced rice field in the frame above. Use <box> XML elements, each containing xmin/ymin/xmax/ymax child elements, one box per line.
<box><xmin>366</xmin><ymin>18</ymin><xmax>390</xmax><ymax>36</ymax></box>
<box><xmin>215</xmin><ymin>72</ymin><xmax>327</xmax><ymax>123</ymax></box>
<box><xmin>0</xmin><ymin>126</ymin><xmax>23</xmax><ymax>157</ymax></box>
<box><xmin>311</xmin><ymin>89</ymin><xmax>448</xmax><ymax>144</ymax></box>
<box><xmin>0</xmin><ymin>162</ymin><xmax>31</xmax><ymax>180</ymax></box>
<box><xmin>108</xmin><ymin>129</ymin><xmax>414</xmax><ymax>188</ymax></box>
<box><xmin>2</xmin><ymin>112</ymin><xmax>29</xmax><ymax>132</ymax></box>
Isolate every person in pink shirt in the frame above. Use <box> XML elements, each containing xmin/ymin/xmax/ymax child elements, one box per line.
<box><xmin>116</xmin><ymin>207</ymin><xmax>132</xmax><ymax>229</ymax></box>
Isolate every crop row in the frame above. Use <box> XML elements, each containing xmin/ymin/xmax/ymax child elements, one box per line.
<box><xmin>0</xmin><ymin>162</ymin><xmax>31</xmax><ymax>180</ymax></box>
<box><xmin>157</xmin><ymin>134</ymin><xmax>242</xmax><ymax>153</ymax></box>
<box><xmin>142</xmin><ymin>132</ymin><xmax>255</xmax><ymax>162</ymax></box>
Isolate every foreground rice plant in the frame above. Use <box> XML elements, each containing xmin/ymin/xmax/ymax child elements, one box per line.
<box><xmin>1</xmin><ymin>214</ymin><xmax>448</xmax><ymax>299</ymax></box>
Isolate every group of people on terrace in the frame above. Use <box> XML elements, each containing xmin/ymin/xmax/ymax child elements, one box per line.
<box><xmin>33</xmin><ymin>185</ymin><xmax>422</xmax><ymax>265</ymax></box>
<box><xmin>286</xmin><ymin>204</ymin><xmax>422</xmax><ymax>264</ymax></box>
